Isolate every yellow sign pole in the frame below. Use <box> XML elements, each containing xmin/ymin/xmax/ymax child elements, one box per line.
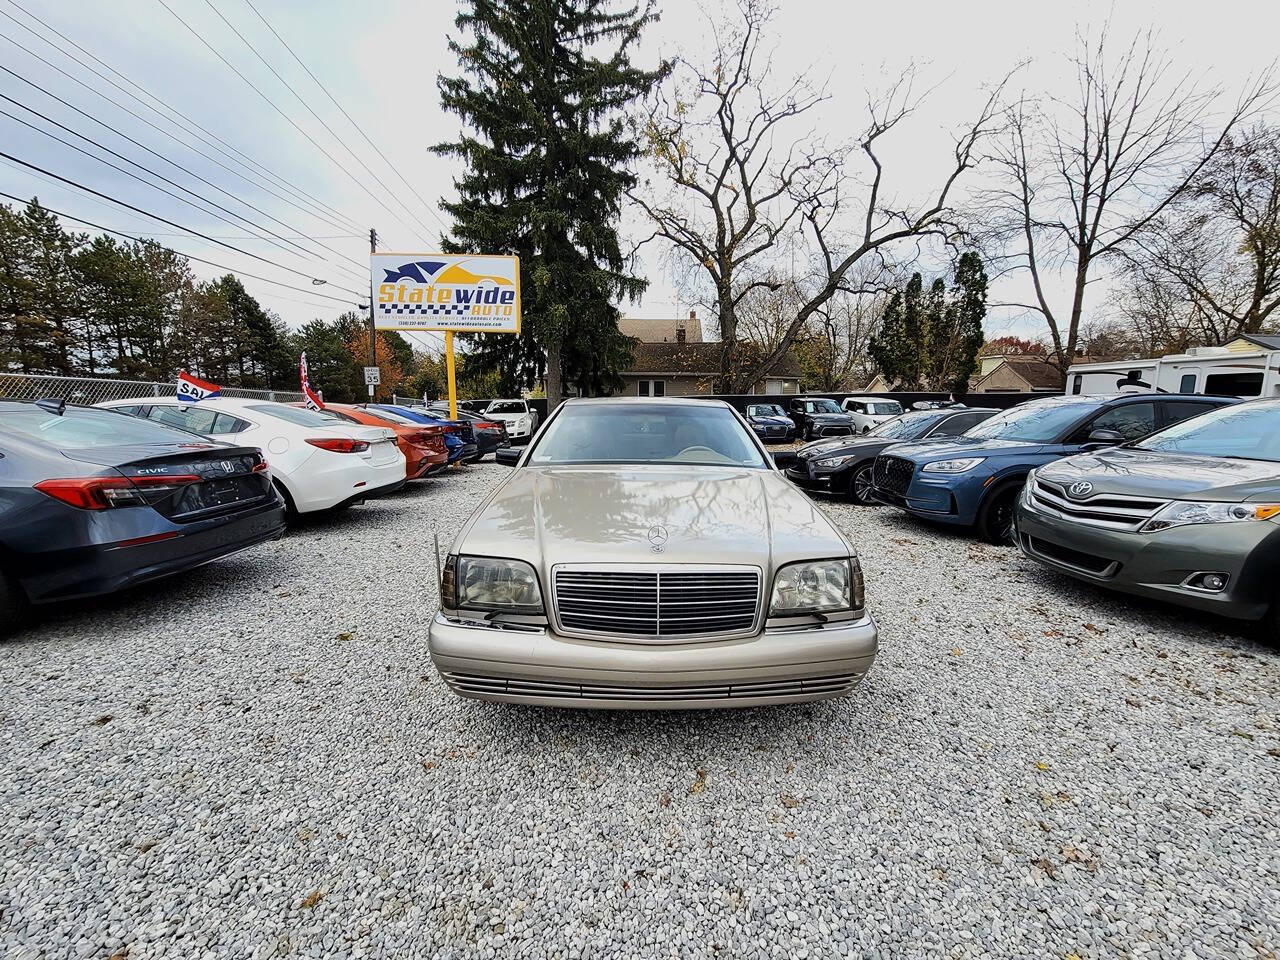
<box><xmin>445</xmin><ymin>330</ymin><xmax>458</xmax><ymax>420</ymax></box>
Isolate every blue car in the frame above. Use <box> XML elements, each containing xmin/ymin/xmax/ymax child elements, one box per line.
<box><xmin>365</xmin><ymin>404</ymin><xmax>479</xmax><ymax>465</ymax></box>
<box><xmin>869</xmin><ymin>394</ymin><xmax>1235</xmax><ymax>543</ymax></box>
<box><xmin>743</xmin><ymin>402</ymin><xmax>796</xmax><ymax>443</ymax></box>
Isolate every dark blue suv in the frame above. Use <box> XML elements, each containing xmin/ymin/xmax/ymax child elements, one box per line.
<box><xmin>869</xmin><ymin>394</ymin><xmax>1235</xmax><ymax>543</ymax></box>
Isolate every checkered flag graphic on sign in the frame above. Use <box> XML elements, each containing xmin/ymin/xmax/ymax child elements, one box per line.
<box><xmin>384</xmin><ymin>304</ymin><xmax>474</xmax><ymax>315</ymax></box>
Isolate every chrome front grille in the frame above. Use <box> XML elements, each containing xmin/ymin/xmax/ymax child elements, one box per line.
<box><xmin>553</xmin><ymin>566</ymin><xmax>761</xmax><ymax>641</ymax></box>
<box><xmin>1031</xmin><ymin>478</ymin><xmax>1167</xmax><ymax>530</ymax></box>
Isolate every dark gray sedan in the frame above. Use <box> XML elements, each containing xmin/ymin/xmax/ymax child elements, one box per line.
<box><xmin>1015</xmin><ymin>400</ymin><xmax>1280</xmax><ymax>639</ymax></box>
<box><xmin>0</xmin><ymin>399</ymin><xmax>286</xmax><ymax>635</ymax></box>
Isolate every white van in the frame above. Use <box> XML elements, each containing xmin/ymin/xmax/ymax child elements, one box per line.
<box><xmin>839</xmin><ymin>396</ymin><xmax>904</xmax><ymax>433</ymax></box>
<box><xmin>1066</xmin><ymin>335</ymin><xmax>1280</xmax><ymax>399</ymax></box>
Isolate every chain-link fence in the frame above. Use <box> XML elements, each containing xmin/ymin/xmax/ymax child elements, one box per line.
<box><xmin>0</xmin><ymin>373</ymin><xmax>303</xmax><ymax>406</ymax></box>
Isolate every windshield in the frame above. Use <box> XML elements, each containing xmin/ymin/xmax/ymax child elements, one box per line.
<box><xmin>961</xmin><ymin>399</ymin><xmax>1099</xmax><ymax>443</ymax></box>
<box><xmin>1134</xmin><ymin>402</ymin><xmax>1280</xmax><ymax>460</ymax></box>
<box><xmin>747</xmin><ymin>404</ymin><xmax>785</xmax><ymax>417</ymax></box>
<box><xmin>2</xmin><ymin>405</ymin><xmax>213</xmax><ymax>448</ymax></box>
<box><xmin>487</xmin><ymin>401</ymin><xmax>526</xmax><ymax>414</ymax></box>
<box><xmin>804</xmin><ymin>399</ymin><xmax>841</xmax><ymax>414</ymax></box>
<box><xmin>867</xmin><ymin>402</ymin><xmax>902</xmax><ymax>416</ymax></box>
<box><xmin>869</xmin><ymin>410</ymin><xmax>946</xmax><ymax>440</ymax></box>
<box><xmin>529</xmin><ymin>403</ymin><xmax>768</xmax><ymax>468</ymax></box>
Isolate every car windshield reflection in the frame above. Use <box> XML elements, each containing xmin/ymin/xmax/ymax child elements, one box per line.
<box><xmin>528</xmin><ymin>403</ymin><xmax>769</xmax><ymax>468</ymax></box>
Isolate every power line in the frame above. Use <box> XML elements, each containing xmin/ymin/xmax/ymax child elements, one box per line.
<box><xmin>0</xmin><ymin>57</ymin><xmax>369</xmax><ymax>276</ymax></box>
<box><xmin>0</xmin><ymin>0</ymin><xmax>361</xmax><ymax>233</ymax></box>
<box><xmin>206</xmin><ymin>0</ymin><xmax>447</xmax><ymax>240</ymax></box>
<box><xmin>157</xmin><ymin>0</ymin><xmax>433</xmax><ymax>247</ymax></box>
<box><xmin>0</xmin><ymin>89</ymin><xmax>366</xmax><ymax>281</ymax></box>
<box><xmin>241</xmin><ymin>0</ymin><xmax>450</xmax><ymax>239</ymax></box>
<box><xmin>0</xmin><ymin>98</ymin><xmax>355</xmax><ymax>274</ymax></box>
<box><xmin>0</xmin><ymin>151</ymin><xmax>366</xmax><ymax>297</ymax></box>
<box><xmin>0</xmin><ymin>189</ymin><xmax>360</xmax><ymax>309</ymax></box>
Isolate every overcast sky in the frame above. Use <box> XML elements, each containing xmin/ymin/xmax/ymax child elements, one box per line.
<box><xmin>2</xmin><ymin>0</ymin><xmax>1276</xmax><ymax>356</ymax></box>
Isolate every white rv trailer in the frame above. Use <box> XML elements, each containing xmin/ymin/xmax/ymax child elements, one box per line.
<box><xmin>1066</xmin><ymin>334</ymin><xmax>1280</xmax><ymax>399</ymax></box>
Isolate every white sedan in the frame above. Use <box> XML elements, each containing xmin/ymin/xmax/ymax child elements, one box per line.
<box><xmin>97</xmin><ymin>397</ymin><xmax>405</xmax><ymax>514</ymax></box>
<box><xmin>483</xmin><ymin>398</ymin><xmax>539</xmax><ymax>440</ymax></box>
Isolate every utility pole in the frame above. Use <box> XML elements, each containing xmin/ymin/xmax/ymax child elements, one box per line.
<box><xmin>368</xmin><ymin>228</ymin><xmax>378</xmax><ymax>398</ymax></box>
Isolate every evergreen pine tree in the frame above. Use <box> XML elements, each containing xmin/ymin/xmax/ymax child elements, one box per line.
<box><xmin>435</xmin><ymin>0</ymin><xmax>664</xmax><ymax>407</ymax></box>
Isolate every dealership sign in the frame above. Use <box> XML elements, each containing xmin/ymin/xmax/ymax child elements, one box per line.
<box><xmin>371</xmin><ymin>253</ymin><xmax>520</xmax><ymax>334</ymax></box>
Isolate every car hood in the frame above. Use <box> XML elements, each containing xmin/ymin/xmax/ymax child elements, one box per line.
<box><xmin>884</xmin><ymin>436</ymin><xmax>1046</xmax><ymax>463</ymax></box>
<box><xmin>798</xmin><ymin>436</ymin><xmax>894</xmax><ymax>460</ymax></box>
<box><xmin>749</xmin><ymin>415</ymin><xmax>792</xmax><ymax>426</ymax></box>
<box><xmin>454</xmin><ymin>465</ymin><xmax>852</xmax><ymax>575</ymax></box>
<box><xmin>1039</xmin><ymin>447</ymin><xmax>1280</xmax><ymax>502</ymax></box>
<box><xmin>807</xmin><ymin>413</ymin><xmax>854</xmax><ymax>423</ymax></box>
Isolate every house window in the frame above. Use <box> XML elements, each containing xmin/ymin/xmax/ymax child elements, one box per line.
<box><xmin>637</xmin><ymin>379</ymin><xmax>665</xmax><ymax>397</ymax></box>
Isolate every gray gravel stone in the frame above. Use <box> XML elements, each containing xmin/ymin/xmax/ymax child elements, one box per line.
<box><xmin>0</xmin><ymin>462</ymin><xmax>1277</xmax><ymax>959</ymax></box>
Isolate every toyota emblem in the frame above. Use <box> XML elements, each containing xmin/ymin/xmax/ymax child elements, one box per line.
<box><xmin>1068</xmin><ymin>480</ymin><xmax>1093</xmax><ymax>499</ymax></box>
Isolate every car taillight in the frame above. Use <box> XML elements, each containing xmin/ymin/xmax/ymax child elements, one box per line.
<box><xmin>252</xmin><ymin>456</ymin><xmax>269</xmax><ymax>473</ymax></box>
<box><xmin>475</xmin><ymin>421</ymin><xmax>500</xmax><ymax>430</ymax></box>
<box><xmin>443</xmin><ymin>425</ymin><xmax>462</xmax><ymax>435</ymax></box>
<box><xmin>306</xmin><ymin>438</ymin><xmax>369</xmax><ymax>453</ymax></box>
<box><xmin>35</xmin><ymin>474</ymin><xmax>202</xmax><ymax>510</ymax></box>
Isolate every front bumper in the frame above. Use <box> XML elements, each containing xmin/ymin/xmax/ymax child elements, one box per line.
<box><xmin>428</xmin><ymin>611</ymin><xmax>878</xmax><ymax>709</ymax></box>
<box><xmin>751</xmin><ymin>425</ymin><xmax>795</xmax><ymax>443</ymax></box>
<box><xmin>1015</xmin><ymin>500</ymin><xmax>1279</xmax><ymax>622</ymax></box>
<box><xmin>871</xmin><ymin>482</ymin><xmax>969</xmax><ymax>525</ymax></box>
<box><xmin>785</xmin><ymin>461</ymin><xmax>844</xmax><ymax>495</ymax></box>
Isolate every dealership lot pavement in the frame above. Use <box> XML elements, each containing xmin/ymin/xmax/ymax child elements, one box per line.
<box><xmin>1</xmin><ymin>462</ymin><xmax>1277</xmax><ymax>960</ymax></box>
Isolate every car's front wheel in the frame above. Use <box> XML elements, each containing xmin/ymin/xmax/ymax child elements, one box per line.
<box><xmin>848</xmin><ymin>463</ymin><xmax>878</xmax><ymax>505</ymax></box>
<box><xmin>977</xmin><ymin>481</ymin><xmax>1021</xmax><ymax>545</ymax></box>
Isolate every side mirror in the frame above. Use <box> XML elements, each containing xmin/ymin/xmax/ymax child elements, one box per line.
<box><xmin>494</xmin><ymin>446</ymin><xmax>521</xmax><ymax>467</ymax></box>
<box><xmin>1085</xmin><ymin>428</ymin><xmax>1125</xmax><ymax>447</ymax></box>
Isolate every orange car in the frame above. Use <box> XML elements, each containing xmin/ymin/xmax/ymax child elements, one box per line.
<box><xmin>292</xmin><ymin>402</ymin><xmax>449</xmax><ymax>479</ymax></box>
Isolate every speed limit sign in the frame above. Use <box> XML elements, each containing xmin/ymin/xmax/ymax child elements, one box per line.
<box><xmin>363</xmin><ymin>366</ymin><xmax>381</xmax><ymax>386</ymax></box>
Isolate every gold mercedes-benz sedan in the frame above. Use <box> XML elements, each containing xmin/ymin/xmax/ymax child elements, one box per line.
<box><xmin>428</xmin><ymin>397</ymin><xmax>878</xmax><ymax>709</ymax></box>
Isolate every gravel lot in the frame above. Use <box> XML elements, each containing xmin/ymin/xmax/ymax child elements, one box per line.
<box><xmin>2</xmin><ymin>460</ymin><xmax>1277</xmax><ymax>960</ymax></box>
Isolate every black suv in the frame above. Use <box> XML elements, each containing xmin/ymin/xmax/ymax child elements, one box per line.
<box><xmin>788</xmin><ymin>397</ymin><xmax>858</xmax><ymax>440</ymax></box>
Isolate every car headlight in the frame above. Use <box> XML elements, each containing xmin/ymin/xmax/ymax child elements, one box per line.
<box><xmin>1022</xmin><ymin>468</ymin><xmax>1038</xmax><ymax>506</ymax></box>
<box><xmin>922</xmin><ymin>457</ymin><xmax>986</xmax><ymax>474</ymax></box>
<box><xmin>769</xmin><ymin>558</ymin><xmax>863</xmax><ymax>616</ymax></box>
<box><xmin>441</xmin><ymin>555</ymin><xmax>544</xmax><ymax>613</ymax></box>
<box><xmin>815</xmin><ymin>454</ymin><xmax>854</xmax><ymax>468</ymax></box>
<box><xmin>1140</xmin><ymin>501</ymin><xmax>1280</xmax><ymax>533</ymax></box>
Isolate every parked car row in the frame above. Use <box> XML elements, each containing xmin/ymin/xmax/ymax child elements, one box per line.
<box><xmin>785</xmin><ymin>393</ymin><xmax>1280</xmax><ymax>640</ymax></box>
<box><xmin>0</xmin><ymin>394</ymin><xmax>524</xmax><ymax>635</ymax></box>
<box><xmin>747</xmin><ymin>395</ymin><xmax>911</xmax><ymax>443</ymax></box>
